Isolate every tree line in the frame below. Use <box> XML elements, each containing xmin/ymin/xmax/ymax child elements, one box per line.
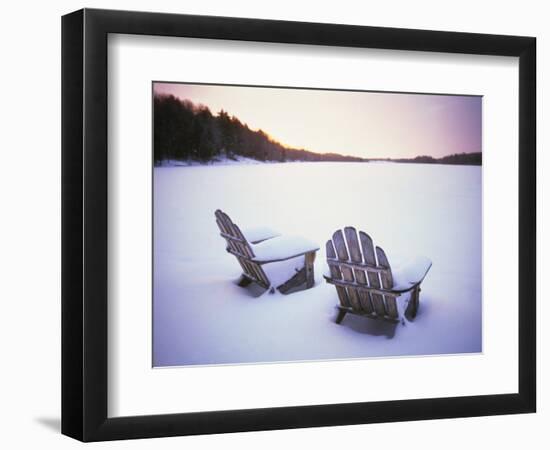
<box><xmin>153</xmin><ymin>94</ymin><xmax>364</xmax><ymax>164</ymax></box>
<box><xmin>392</xmin><ymin>152</ymin><xmax>482</xmax><ymax>165</ymax></box>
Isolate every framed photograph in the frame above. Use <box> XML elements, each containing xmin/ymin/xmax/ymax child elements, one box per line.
<box><xmin>62</xmin><ymin>8</ymin><xmax>536</xmax><ymax>442</ymax></box>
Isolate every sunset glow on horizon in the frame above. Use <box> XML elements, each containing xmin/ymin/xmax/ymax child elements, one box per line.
<box><xmin>153</xmin><ymin>82</ymin><xmax>481</xmax><ymax>160</ymax></box>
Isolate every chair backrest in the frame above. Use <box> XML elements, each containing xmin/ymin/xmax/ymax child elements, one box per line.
<box><xmin>215</xmin><ymin>210</ymin><xmax>270</xmax><ymax>288</ymax></box>
<box><xmin>215</xmin><ymin>210</ymin><xmax>255</xmax><ymax>258</ymax></box>
<box><xmin>326</xmin><ymin>227</ymin><xmax>399</xmax><ymax>320</ymax></box>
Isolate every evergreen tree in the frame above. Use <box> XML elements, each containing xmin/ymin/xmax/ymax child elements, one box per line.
<box><xmin>153</xmin><ymin>94</ymin><xmax>370</xmax><ymax>165</ymax></box>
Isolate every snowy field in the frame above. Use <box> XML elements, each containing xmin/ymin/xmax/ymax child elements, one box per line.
<box><xmin>153</xmin><ymin>162</ymin><xmax>482</xmax><ymax>367</ymax></box>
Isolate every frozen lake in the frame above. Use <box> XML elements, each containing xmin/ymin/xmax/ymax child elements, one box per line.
<box><xmin>153</xmin><ymin>162</ymin><xmax>482</xmax><ymax>367</ymax></box>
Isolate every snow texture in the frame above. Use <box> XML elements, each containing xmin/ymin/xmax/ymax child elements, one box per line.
<box><xmin>241</xmin><ymin>226</ymin><xmax>280</xmax><ymax>244</ymax></box>
<box><xmin>157</xmin><ymin>156</ymin><xmax>277</xmax><ymax>167</ymax></box>
<box><xmin>153</xmin><ymin>162</ymin><xmax>482</xmax><ymax>367</ymax></box>
<box><xmin>251</xmin><ymin>235</ymin><xmax>320</xmax><ymax>262</ymax></box>
<box><xmin>391</xmin><ymin>256</ymin><xmax>433</xmax><ymax>292</ymax></box>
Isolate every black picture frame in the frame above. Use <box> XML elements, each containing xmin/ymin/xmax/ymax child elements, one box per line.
<box><xmin>61</xmin><ymin>8</ymin><xmax>536</xmax><ymax>442</ymax></box>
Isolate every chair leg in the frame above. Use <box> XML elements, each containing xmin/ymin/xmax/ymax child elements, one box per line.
<box><xmin>335</xmin><ymin>309</ymin><xmax>347</xmax><ymax>324</ymax></box>
<box><xmin>237</xmin><ymin>274</ymin><xmax>253</xmax><ymax>287</ymax></box>
<box><xmin>409</xmin><ymin>286</ymin><xmax>420</xmax><ymax>318</ymax></box>
<box><xmin>277</xmin><ymin>267</ymin><xmax>306</xmax><ymax>294</ymax></box>
<box><xmin>305</xmin><ymin>251</ymin><xmax>316</xmax><ymax>289</ymax></box>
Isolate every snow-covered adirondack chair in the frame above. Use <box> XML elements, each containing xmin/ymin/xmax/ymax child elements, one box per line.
<box><xmin>215</xmin><ymin>210</ymin><xmax>320</xmax><ymax>294</ymax></box>
<box><xmin>324</xmin><ymin>227</ymin><xmax>432</xmax><ymax>323</ymax></box>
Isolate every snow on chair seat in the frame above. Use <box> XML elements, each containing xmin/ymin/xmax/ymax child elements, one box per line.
<box><xmin>252</xmin><ymin>235</ymin><xmax>320</xmax><ymax>263</ymax></box>
<box><xmin>215</xmin><ymin>210</ymin><xmax>320</xmax><ymax>294</ymax></box>
<box><xmin>391</xmin><ymin>256</ymin><xmax>432</xmax><ymax>292</ymax></box>
<box><xmin>241</xmin><ymin>226</ymin><xmax>281</xmax><ymax>244</ymax></box>
<box><xmin>324</xmin><ymin>227</ymin><xmax>431</xmax><ymax>324</ymax></box>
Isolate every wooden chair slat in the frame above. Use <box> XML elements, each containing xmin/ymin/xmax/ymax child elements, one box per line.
<box><xmin>240</xmin><ymin>259</ymin><xmax>256</xmax><ymax>280</ymax></box>
<box><xmin>367</xmin><ymin>270</ymin><xmax>381</xmax><ymax>289</ymax></box>
<box><xmin>332</xmin><ymin>230</ymin><xmax>360</xmax><ymax>308</ymax></box>
<box><xmin>224</xmin><ymin>214</ymin><xmax>242</xmax><ymax>243</ymax></box>
<box><xmin>326</xmin><ymin>240</ymin><xmax>343</xmax><ymax>280</ymax></box>
<box><xmin>375</xmin><ymin>246</ymin><xmax>395</xmax><ymax>318</ymax></box>
<box><xmin>221</xmin><ymin>234</ymin><xmax>241</xmax><ymax>255</ymax></box>
<box><xmin>359</xmin><ymin>231</ymin><xmax>376</xmax><ymax>266</ymax></box>
<box><xmin>344</xmin><ymin>227</ymin><xmax>362</xmax><ymax>262</ymax></box>
<box><xmin>353</xmin><ymin>271</ymin><xmax>369</xmax><ymax>316</ymax></box>
<box><xmin>218</xmin><ymin>211</ymin><xmax>234</xmax><ymax>235</ymax></box>
<box><xmin>216</xmin><ymin>215</ymin><xmax>234</xmax><ymax>243</ymax></box>
<box><xmin>376</xmin><ymin>246</ymin><xmax>393</xmax><ymax>289</ymax></box>
<box><xmin>216</xmin><ymin>216</ymin><xmax>244</xmax><ymax>257</ymax></box>
<box><xmin>235</xmin><ymin>256</ymin><xmax>249</xmax><ymax>276</ymax></box>
<box><xmin>358</xmin><ymin>291</ymin><xmax>374</xmax><ymax>314</ymax></box>
<box><xmin>347</xmin><ymin>288</ymin><xmax>362</xmax><ymax>311</ymax></box>
<box><xmin>219</xmin><ymin>213</ymin><xmax>242</xmax><ymax>254</ymax></box>
<box><xmin>345</xmin><ymin>228</ymin><xmax>372</xmax><ymax>314</ymax></box>
<box><xmin>215</xmin><ymin>217</ymin><xmax>228</xmax><ymax>234</ymax></box>
<box><xmin>214</xmin><ymin>209</ymin><xmax>224</xmax><ymax>225</ymax></box>
<box><xmin>335</xmin><ymin>286</ymin><xmax>351</xmax><ymax>308</ymax></box>
<box><xmin>371</xmin><ymin>293</ymin><xmax>386</xmax><ymax>316</ymax></box>
<box><xmin>332</xmin><ymin>230</ymin><xmax>350</xmax><ymax>261</ymax></box>
<box><xmin>385</xmin><ymin>295</ymin><xmax>399</xmax><ymax>319</ymax></box>
<box><xmin>332</xmin><ymin>232</ymin><xmax>353</xmax><ymax>280</ymax></box>
<box><xmin>251</xmin><ymin>261</ymin><xmax>270</xmax><ymax>288</ymax></box>
<box><xmin>353</xmin><ymin>269</ymin><xmax>368</xmax><ymax>287</ymax></box>
<box><xmin>361</xmin><ymin>231</ymin><xmax>381</xmax><ymax>291</ymax></box>
<box><xmin>326</xmin><ymin>240</ymin><xmax>351</xmax><ymax>306</ymax></box>
<box><xmin>232</xmin><ymin>223</ymin><xmax>267</xmax><ymax>285</ymax></box>
<box><xmin>326</xmin><ymin>239</ymin><xmax>337</xmax><ymax>259</ymax></box>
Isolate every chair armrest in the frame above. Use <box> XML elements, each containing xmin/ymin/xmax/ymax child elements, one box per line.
<box><xmin>252</xmin><ymin>235</ymin><xmax>319</xmax><ymax>263</ymax></box>
<box><xmin>241</xmin><ymin>226</ymin><xmax>281</xmax><ymax>244</ymax></box>
<box><xmin>391</xmin><ymin>256</ymin><xmax>432</xmax><ymax>292</ymax></box>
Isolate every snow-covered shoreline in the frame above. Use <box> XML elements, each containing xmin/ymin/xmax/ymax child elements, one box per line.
<box><xmin>156</xmin><ymin>156</ymin><xmax>282</xmax><ymax>167</ymax></box>
<box><xmin>155</xmin><ymin>157</ymin><xmax>481</xmax><ymax>167</ymax></box>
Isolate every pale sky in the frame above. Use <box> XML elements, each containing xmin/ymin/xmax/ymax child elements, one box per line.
<box><xmin>153</xmin><ymin>82</ymin><xmax>481</xmax><ymax>160</ymax></box>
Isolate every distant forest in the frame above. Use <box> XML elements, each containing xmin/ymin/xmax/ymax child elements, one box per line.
<box><xmin>153</xmin><ymin>94</ymin><xmax>481</xmax><ymax>166</ymax></box>
<box><xmin>153</xmin><ymin>94</ymin><xmax>363</xmax><ymax>164</ymax></box>
<box><xmin>391</xmin><ymin>152</ymin><xmax>482</xmax><ymax>165</ymax></box>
